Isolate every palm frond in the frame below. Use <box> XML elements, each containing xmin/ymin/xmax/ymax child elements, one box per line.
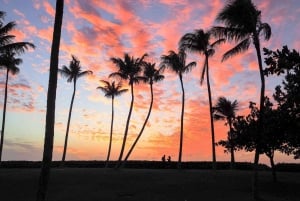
<box><xmin>183</xmin><ymin>61</ymin><xmax>196</xmax><ymax>74</ymax></box>
<box><xmin>259</xmin><ymin>22</ymin><xmax>271</xmax><ymax>41</ymax></box>
<box><xmin>0</xmin><ymin>42</ymin><xmax>35</xmax><ymax>54</ymax></box>
<box><xmin>0</xmin><ymin>22</ymin><xmax>16</xmax><ymax>37</ymax></box>
<box><xmin>77</xmin><ymin>70</ymin><xmax>93</xmax><ymax>78</ymax></box>
<box><xmin>210</xmin><ymin>38</ymin><xmax>226</xmax><ymax>48</ymax></box>
<box><xmin>222</xmin><ymin>38</ymin><xmax>251</xmax><ymax>61</ymax></box>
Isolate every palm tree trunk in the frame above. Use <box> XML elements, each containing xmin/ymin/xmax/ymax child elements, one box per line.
<box><xmin>178</xmin><ymin>74</ymin><xmax>185</xmax><ymax>169</ymax></box>
<box><xmin>115</xmin><ymin>83</ymin><xmax>134</xmax><ymax>168</ymax></box>
<box><xmin>253</xmin><ymin>34</ymin><xmax>265</xmax><ymax>200</ymax></box>
<box><xmin>36</xmin><ymin>1</ymin><xmax>64</xmax><ymax>200</ymax></box>
<box><xmin>105</xmin><ymin>96</ymin><xmax>114</xmax><ymax>168</ymax></box>
<box><xmin>122</xmin><ymin>83</ymin><xmax>154</xmax><ymax>167</ymax></box>
<box><xmin>61</xmin><ymin>79</ymin><xmax>76</xmax><ymax>164</ymax></box>
<box><xmin>0</xmin><ymin>69</ymin><xmax>9</xmax><ymax>164</ymax></box>
<box><xmin>206</xmin><ymin>55</ymin><xmax>216</xmax><ymax>170</ymax></box>
<box><xmin>228</xmin><ymin>118</ymin><xmax>235</xmax><ymax>169</ymax></box>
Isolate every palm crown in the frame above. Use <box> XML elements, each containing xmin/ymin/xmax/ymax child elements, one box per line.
<box><xmin>213</xmin><ymin>96</ymin><xmax>238</xmax><ymax>122</ymax></box>
<box><xmin>97</xmin><ymin>80</ymin><xmax>128</xmax><ymax>98</ymax></box>
<box><xmin>58</xmin><ymin>55</ymin><xmax>92</xmax><ymax>82</ymax></box>
<box><xmin>160</xmin><ymin>50</ymin><xmax>196</xmax><ymax>75</ymax></box>
<box><xmin>179</xmin><ymin>29</ymin><xmax>225</xmax><ymax>84</ymax></box>
<box><xmin>211</xmin><ymin>0</ymin><xmax>271</xmax><ymax>61</ymax></box>
<box><xmin>142</xmin><ymin>62</ymin><xmax>165</xmax><ymax>85</ymax></box>
<box><xmin>109</xmin><ymin>53</ymin><xmax>148</xmax><ymax>85</ymax></box>
<box><xmin>0</xmin><ymin>51</ymin><xmax>22</xmax><ymax>74</ymax></box>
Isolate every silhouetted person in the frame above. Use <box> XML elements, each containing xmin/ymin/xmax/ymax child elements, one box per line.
<box><xmin>162</xmin><ymin>155</ymin><xmax>166</xmax><ymax>162</ymax></box>
<box><xmin>167</xmin><ymin>156</ymin><xmax>171</xmax><ymax>162</ymax></box>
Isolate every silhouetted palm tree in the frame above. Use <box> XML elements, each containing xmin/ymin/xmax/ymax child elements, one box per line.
<box><xmin>0</xmin><ymin>52</ymin><xmax>22</xmax><ymax>163</ymax></box>
<box><xmin>58</xmin><ymin>55</ymin><xmax>92</xmax><ymax>164</ymax></box>
<box><xmin>179</xmin><ymin>29</ymin><xmax>225</xmax><ymax>170</ymax></box>
<box><xmin>36</xmin><ymin>1</ymin><xmax>64</xmax><ymax>200</ymax></box>
<box><xmin>213</xmin><ymin>96</ymin><xmax>238</xmax><ymax>168</ymax></box>
<box><xmin>97</xmin><ymin>80</ymin><xmax>128</xmax><ymax>168</ymax></box>
<box><xmin>0</xmin><ymin>12</ymin><xmax>35</xmax><ymax>164</ymax></box>
<box><xmin>122</xmin><ymin>62</ymin><xmax>165</xmax><ymax>165</ymax></box>
<box><xmin>109</xmin><ymin>53</ymin><xmax>147</xmax><ymax>168</ymax></box>
<box><xmin>160</xmin><ymin>50</ymin><xmax>196</xmax><ymax>169</ymax></box>
<box><xmin>211</xmin><ymin>0</ymin><xmax>271</xmax><ymax>198</ymax></box>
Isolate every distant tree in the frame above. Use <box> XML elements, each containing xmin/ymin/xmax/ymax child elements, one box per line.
<box><xmin>36</xmin><ymin>1</ymin><xmax>64</xmax><ymax>200</ymax></box>
<box><xmin>211</xmin><ymin>0</ymin><xmax>271</xmax><ymax>197</ymax></box>
<box><xmin>160</xmin><ymin>50</ymin><xmax>196</xmax><ymax>169</ymax></box>
<box><xmin>264</xmin><ymin>46</ymin><xmax>300</xmax><ymax>159</ymax></box>
<box><xmin>122</xmin><ymin>62</ymin><xmax>165</xmax><ymax>165</ymax></box>
<box><xmin>109</xmin><ymin>53</ymin><xmax>147</xmax><ymax>168</ymax></box>
<box><xmin>213</xmin><ymin>96</ymin><xmax>238</xmax><ymax>169</ymax></box>
<box><xmin>58</xmin><ymin>55</ymin><xmax>92</xmax><ymax>164</ymax></box>
<box><xmin>0</xmin><ymin>11</ymin><xmax>35</xmax><ymax>164</ymax></box>
<box><xmin>97</xmin><ymin>80</ymin><xmax>128</xmax><ymax>168</ymax></box>
<box><xmin>0</xmin><ymin>52</ymin><xmax>22</xmax><ymax>163</ymax></box>
<box><xmin>179</xmin><ymin>29</ymin><xmax>225</xmax><ymax>170</ymax></box>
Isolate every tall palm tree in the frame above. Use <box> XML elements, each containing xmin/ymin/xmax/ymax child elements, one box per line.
<box><xmin>0</xmin><ymin>12</ymin><xmax>35</xmax><ymax>164</ymax></box>
<box><xmin>211</xmin><ymin>0</ymin><xmax>271</xmax><ymax>198</ymax></box>
<box><xmin>160</xmin><ymin>50</ymin><xmax>196</xmax><ymax>169</ymax></box>
<box><xmin>122</xmin><ymin>62</ymin><xmax>165</xmax><ymax>166</ymax></box>
<box><xmin>36</xmin><ymin>1</ymin><xmax>64</xmax><ymax>200</ymax></box>
<box><xmin>97</xmin><ymin>80</ymin><xmax>128</xmax><ymax>168</ymax></box>
<box><xmin>109</xmin><ymin>53</ymin><xmax>147</xmax><ymax>168</ymax></box>
<box><xmin>179</xmin><ymin>29</ymin><xmax>225</xmax><ymax>170</ymax></box>
<box><xmin>0</xmin><ymin>52</ymin><xmax>22</xmax><ymax>163</ymax></box>
<box><xmin>213</xmin><ymin>96</ymin><xmax>238</xmax><ymax>169</ymax></box>
<box><xmin>58</xmin><ymin>55</ymin><xmax>92</xmax><ymax>164</ymax></box>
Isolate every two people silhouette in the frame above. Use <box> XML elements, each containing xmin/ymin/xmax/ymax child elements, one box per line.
<box><xmin>161</xmin><ymin>154</ymin><xmax>171</xmax><ymax>163</ymax></box>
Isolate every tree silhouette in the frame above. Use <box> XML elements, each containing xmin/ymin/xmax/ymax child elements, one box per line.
<box><xmin>0</xmin><ymin>11</ymin><xmax>35</xmax><ymax>164</ymax></box>
<box><xmin>179</xmin><ymin>29</ymin><xmax>225</xmax><ymax>170</ymax></box>
<box><xmin>36</xmin><ymin>1</ymin><xmax>64</xmax><ymax>200</ymax></box>
<box><xmin>109</xmin><ymin>53</ymin><xmax>147</xmax><ymax>168</ymax></box>
<box><xmin>211</xmin><ymin>0</ymin><xmax>271</xmax><ymax>198</ymax></box>
<box><xmin>122</xmin><ymin>62</ymin><xmax>164</xmax><ymax>166</ymax></box>
<box><xmin>58</xmin><ymin>55</ymin><xmax>92</xmax><ymax>164</ymax></box>
<box><xmin>97</xmin><ymin>80</ymin><xmax>128</xmax><ymax>168</ymax></box>
<box><xmin>0</xmin><ymin>52</ymin><xmax>22</xmax><ymax>163</ymax></box>
<box><xmin>213</xmin><ymin>96</ymin><xmax>238</xmax><ymax>169</ymax></box>
<box><xmin>160</xmin><ymin>50</ymin><xmax>196</xmax><ymax>169</ymax></box>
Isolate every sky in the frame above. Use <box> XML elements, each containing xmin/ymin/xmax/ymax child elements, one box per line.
<box><xmin>1</xmin><ymin>0</ymin><xmax>300</xmax><ymax>165</ymax></box>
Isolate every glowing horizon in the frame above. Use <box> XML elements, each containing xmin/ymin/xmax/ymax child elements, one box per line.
<box><xmin>1</xmin><ymin>0</ymin><xmax>300</xmax><ymax>165</ymax></box>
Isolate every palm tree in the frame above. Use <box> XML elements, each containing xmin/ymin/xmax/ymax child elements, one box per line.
<box><xmin>97</xmin><ymin>80</ymin><xmax>128</xmax><ymax>168</ymax></box>
<box><xmin>0</xmin><ymin>12</ymin><xmax>35</xmax><ymax>164</ymax></box>
<box><xmin>122</xmin><ymin>62</ymin><xmax>165</xmax><ymax>166</ymax></box>
<box><xmin>160</xmin><ymin>50</ymin><xmax>196</xmax><ymax>169</ymax></box>
<box><xmin>0</xmin><ymin>52</ymin><xmax>22</xmax><ymax>163</ymax></box>
<box><xmin>211</xmin><ymin>0</ymin><xmax>271</xmax><ymax>198</ymax></box>
<box><xmin>213</xmin><ymin>96</ymin><xmax>238</xmax><ymax>169</ymax></box>
<box><xmin>58</xmin><ymin>55</ymin><xmax>92</xmax><ymax>164</ymax></box>
<box><xmin>109</xmin><ymin>53</ymin><xmax>147</xmax><ymax>168</ymax></box>
<box><xmin>179</xmin><ymin>29</ymin><xmax>225</xmax><ymax>170</ymax></box>
<box><xmin>36</xmin><ymin>1</ymin><xmax>64</xmax><ymax>200</ymax></box>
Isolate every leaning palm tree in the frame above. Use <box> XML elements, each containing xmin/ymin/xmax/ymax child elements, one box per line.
<box><xmin>59</xmin><ymin>55</ymin><xmax>92</xmax><ymax>164</ymax></box>
<box><xmin>179</xmin><ymin>29</ymin><xmax>225</xmax><ymax>170</ymax></box>
<box><xmin>211</xmin><ymin>0</ymin><xmax>271</xmax><ymax>198</ymax></box>
<box><xmin>160</xmin><ymin>50</ymin><xmax>196</xmax><ymax>169</ymax></box>
<box><xmin>213</xmin><ymin>96</ymin><xmax>238</xmax><ymax>169</ymax></box>
<box><xmin>97</xmin><ymin>80</ymin><xmax>128</xmax><ymax>168</ymax></box>
<box><xmin>36</xmin><ymin>1</ymin><xmax>64</xmax><ymax>200</ymax></box>
<box><xmin>122</xmin><ymin>62</ymin><xmax>165</xmax><ymax>166</ymax></box>
<box><xmin>0</xmin><ymin>52</ymin><xmax>22</xmax><ymax>163</ymax></box>
<box><xmin>109</xmin><ymin>53</ymin><xmax>147</xmax><ymax>168</ymax></box>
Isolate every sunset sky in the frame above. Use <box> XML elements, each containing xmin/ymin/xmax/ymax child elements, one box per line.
<box><xmin>1</xmin><ymin>0</ymin><xmax>300</xmax><ymax>165</ymax></box>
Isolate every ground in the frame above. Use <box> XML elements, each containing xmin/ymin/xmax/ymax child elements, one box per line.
<box><xmin>0</xmin><ymin>168</ymin><xmax>299</xmax><ymax>201</ymax></box>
